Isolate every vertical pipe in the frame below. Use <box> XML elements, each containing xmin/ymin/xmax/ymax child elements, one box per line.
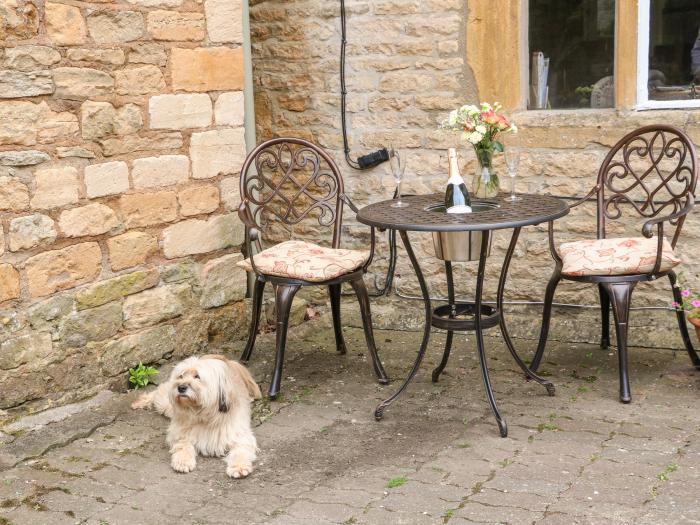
<box><xmin>242</xmin><ymin>0</ymin><xmax>258</xmax><ymax>296</ymax></box>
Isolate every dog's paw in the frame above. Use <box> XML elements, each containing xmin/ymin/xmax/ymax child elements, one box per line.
<box><xmin>131</xmin><ymin>394</ymin><xmax>151</xmax><ymax>410</ymax></box>
<box><xmin>226</xmin><ymin>463</ymin><xmax>253</xmax><ymax>479</ymax></box>
<box><xmin>171</xmin><ymin>453</ymin><xmax>196</xmax><ymax>473</ymax></box>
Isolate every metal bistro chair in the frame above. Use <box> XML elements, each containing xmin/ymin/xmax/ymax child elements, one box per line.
<box><xmin>531</xmin><ymin>125</ymin><xmax>699</xmax><ymax>403</ymax></box>
<box><xmin>236</xmin><ymin>137</ymin><xmax>389</xmax><ymax>399</ymax></box>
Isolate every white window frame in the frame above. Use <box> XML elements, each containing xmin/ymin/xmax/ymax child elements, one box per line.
<box><xmin>636</xmin><ymin>0</ymin><xmax>700</xmax><ymax>110</ymax></box>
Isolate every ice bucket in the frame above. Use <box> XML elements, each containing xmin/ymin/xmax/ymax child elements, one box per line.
<box><xmin>427</xmin><ymin>201</ymin><xmax>499</xmax><ymax>262</ymax></box>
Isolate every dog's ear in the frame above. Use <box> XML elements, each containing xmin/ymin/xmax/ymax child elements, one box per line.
<box><xmin>218</xmin><ymin>381</ymin><xmax>229</xmax><ymax>413</ymax></box>
<box><xmin>229</xmin><ymin>361</ymin><xmax>262</xmax><ymax>400</ymax></box>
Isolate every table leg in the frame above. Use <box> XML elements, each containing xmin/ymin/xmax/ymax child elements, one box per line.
<box><xmin>432</xmin><ymin>261</ymin><xmax>455</xmax><ymax>382</ymax></box>
<box><xmin>497</xmin><ymin>227</ymin><xmax>556</xmax><ymax>396</ymax></box>
<box><xmin>473</xmin><ymin>231</ymin><xmax>508</xmax><ymax>437</ymax></box>
<box><xmin>374</xmin><ymin>230</ymin><xmax>432</xmax><ymax>421</ymax></box>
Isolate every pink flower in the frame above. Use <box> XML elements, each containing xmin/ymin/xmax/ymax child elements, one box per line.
<box><xmin>481</xmin><ymin>110</ymin><xmax>500</xmax><ymax>125</ymax></box>
<box><xmin>682</xmin><ymin>289</ymin><xmax>691</xmax><ymax>297</ymax></box>
<box><xmin>692</xmin><ymin>299</ymin><xmax>700</xmax><ymax>308</ymax></box>
<box><xmin>671</xmin><ymin>301</ymin><xmax>681</xmax><ymax>308</ymax></box>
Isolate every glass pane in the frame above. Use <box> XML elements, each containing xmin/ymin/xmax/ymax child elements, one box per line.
<box><xmin>647</xmin><ymin>0</ymin><xmax>700</xmax><ymax>101</ymax></box>
<box><xmin>529</xmin><ymin>0</ymin><xmax>615</xmax><ymax>109</ymax></box>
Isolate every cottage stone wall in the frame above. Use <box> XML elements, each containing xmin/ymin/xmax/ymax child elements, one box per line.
<box><xmin>0</xmin><ymin>0</ymin><xmax>250</xmax><ymax>411</ymax></box>
<box><xmin>251</xmin><ymin>0</ymin><xmax>700</xmax><ymax>349</ymax></box>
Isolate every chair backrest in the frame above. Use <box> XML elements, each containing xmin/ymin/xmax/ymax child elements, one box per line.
<box><xmin>239</xmin><ymin>137</ymin><xmax>345</xmax><ymax>248</ymax></box>
<box><xmin>596</xmin><ymin>124</ymin><xmax>697</xmax><ymax>246</ymax></box>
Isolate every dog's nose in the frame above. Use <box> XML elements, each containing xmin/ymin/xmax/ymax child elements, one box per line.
<box><xmin>177</xmin><ymin>384</ymin><xmax>188</xmax><ymax>394</ymax></box>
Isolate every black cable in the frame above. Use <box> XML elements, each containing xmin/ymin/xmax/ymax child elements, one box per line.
<box><xmin>340</xmin><ymin>0</ymin><xmax>361</xmax><ymax>170</ymax></box>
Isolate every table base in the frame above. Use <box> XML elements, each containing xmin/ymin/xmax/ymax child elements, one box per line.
<box><xmin>374</xmin><ymin>227</ymin><xmax>555</xmax><ymax>437</ymax></box>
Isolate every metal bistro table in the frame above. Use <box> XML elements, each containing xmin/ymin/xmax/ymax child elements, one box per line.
<box><xmin>357</xmin><ymin>193</ymin><xmax>570</xmax><ymax>437</ymax></box>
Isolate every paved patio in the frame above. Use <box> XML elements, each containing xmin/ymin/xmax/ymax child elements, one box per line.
<box><xmin>1</xmin><ymin>316</ymin><xmax>699</xmax><ymax>525</ymax></box>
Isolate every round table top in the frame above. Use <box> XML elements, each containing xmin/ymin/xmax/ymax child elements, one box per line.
<box><xmin>356</xmin><ymin>193</ymin><xmax>570</xmax><ymax>232</ymax></box>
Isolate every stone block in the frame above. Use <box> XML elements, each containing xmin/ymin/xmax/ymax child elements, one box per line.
<box><xmin>45</xmin><ymin>2</ymin><xmax>87</xmax><ymax>45</ymax></box>
<box><xmin>162</xmin><ymin>213</ymin><xmax>243</xmax><ymax>258</ymax></box>
<box><xmin>8</xmin><ymin>214</ymin><xmax>57</xmax><ymax>252</ymax></box>
<box><xmin>219</xmin><ymin>176</ymin><xmax>240</xmax><ymax>211</ymax></box>
<box><xmin>214</xmin><ymin>91</ymin><xmax>244</xmax><ymax>127</ymax></box>
<box><xmin>264</xmin><ymin>297</ymin><xmax>308</xmax><ymax>328</ymax></box>
<box><xmin>25</xmin><ymin>242</ymin><xmax>102</xmax><ymax>298</ymax></box>
<box><xmin>80</xmin><ymin>101</ymin><xmax>143</xmax><ymax>140</ymax></box>
<box><xmin>84</xmin><ymin>161</ymin><xmax>130</xmax><ymax>199</ymax></box>
<box><xmin>147</xmin><ymin>10</ymin><xmax>205</xmax><ymax>41</ymax></box>
<box><xmin>106</xmin><ymin>231</ymin><xmax>158</xmax><ymax>271</ymax></box>
<box><xmin>0</xmin><ymin>176</ymin><xmax>29</xmax><ymax>212</ymax></box>
<box><xmin>27</xmin><ymin>294</ymin><xmax>73</xmax><ymax>334</ymax></box>
<box><xmin>66</xmin><ymin>48</ymin><xmax>125</xmax><ymax>66</ymax></box>
<box><xmin>171</xmin><ymin>47</ymin><xmax>244</xmax><ymax>92</ymax></box>
<box><xmin>0</xmin><ymin>332</ymin><xmax>52</xmax><ymax>370</ymax></box>
<box><xmin>0</xmin><ymin>100</ymin><xmax>77</xmax><ymax>146</ymax></box>
<box><xmin>58</xmin><ymin>303</ymin><xmax>122</xmax><ymax>348</ymax></box>
<box><xmin>127</xmin><ymin>0</ymin><xmax>183</xmax><ymax>6</ymax></box>
<box><xmin>0</xmin><ymin>264</ymin><xmax>20</xmax><ymax>303</ymax></box>
<box><xmin>99</xmin><ymin>324</ymin><xmax>176</xmax><ymax>376</ymax></box>
<box><xmin>199</xmin><ymin>253</ymin><xmax>246</xmax><ymax>308</ymax></box>
<box><xmin>178</xmin><ymin>185</ymin><xmax>220</xmax><ymax>216</ymax></box>
<box><xmin>100</xmin><ymin>132</ymin><xmax>183</xmax><ymax>157</ymax></box>
<box><xmin>4</xmin><ymin>45</ymin><xmax>61</xmax><ymax>71</ymax></box>
<box><xmin>53</xmin><ymin>67</ymin><xmax>114</xmax><ymax>100</ymax></box>
<box><xmin>114</xmin><ymin>65</ymin><xmax>165</xmax><ymax>96</ymax></box>
<box><xmin>75</xmin><ymin>268</ymin><xmax>160</xmax><ymax>310</ymax></box>
<box><xmin>131</xmin><ymin>155</ymin><xmax>189</xmax><ymax>189</ymax></box>
<box><xmin>160</xmin><ymin>262</ymin><xmax>196</xmax><ymax>283</ymax></box>
<box><xmin>205</xmin><ymin>0</ymin><xmax>243</xmax><ymax>43</ymax></box>
<box><xmin>128</xmin><ymin>43</ymin><xmax>167</xmax><ymax>66</ymax></box>
<box><xmin>58</xmin><ymin>203</ymin><xmax>121</xmax><ymax>238</ymax></box>
<box><xmin>57</xmin><ymin>147</ymin><xmax>96</xmax><ymax>159</ymax></box>
<box><xmin>0</xmin><ymin>150</ymin><xmax>50</xmax><ymax>166</ymax></box>
<box><xmin>123</xmin><ymin>285</ymin><xmax>184</xmax><ymax>329</ymax></box>
<box><xmin>119</xmin><ymin>190</ymin><xmax>178</xmax><ymax>228</ymax></box>
<box><xmin>0</xmin><ymin>70</ymin><xmax>54</xmax><ymax>99</ymax></box>
<box><xmin>87</xmin><ymin>11</ymin><xmax>145</xmax><ymax>43</ymax></box>
<box><xmin>30</xmin><ymin>166</ymin><xmax>80</xmax><ymax>210</ymax></box>
<box><xmin>190</xmin><ymin>127</ymin><xmax>246</xmax><ymax>179</ymax></box>
<box><xmin>148</xmin><ymin>93</ymin><xmax>212</xmax><ymax>130</ymax></box>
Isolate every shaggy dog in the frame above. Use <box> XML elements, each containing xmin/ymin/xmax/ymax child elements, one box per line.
<box><xmin>132</xmin><ymin>355</ymin><xmax>261</xmax><ymax>478</ymax></box>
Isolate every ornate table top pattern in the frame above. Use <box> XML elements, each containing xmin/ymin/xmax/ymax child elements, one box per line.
<box><xmin>357</xmin><ymin>193</ymin><xmax>569</xmax><ymax>232</ymax></box>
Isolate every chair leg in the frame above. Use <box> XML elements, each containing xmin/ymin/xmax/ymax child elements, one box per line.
<box><xmin>268</xmin><ymin>284</ymin><xmax>301</xmax><ymax>400</ymax></box>
<box><xmin>328</xmin><ymin>284</ymin><xmax>347</xmax><ymax>354</ymax></box>
<box><xmin>530</xmin><ymin>270</ymin><xmax>561</xmax><ymax>372</ymax></box>
<box><xmin>601</xmin><ymin>282</ymin><xmax>636</xmax><ymax>404</ymax></box>
<box><xmin>669</xmin><ymin>271</ymin><xmax>700</xmax><ymax>368</ymax></box>
<box><xmin>599</xmin><ymin>283</ymin><xmax>611</xmax><ymax>350</ymax></box>
<box><xmin>240</xmin><ymin>278</ymin><xmax>266</xmax><ymax>363</ymax></box>
<box><xmin>350</xmin><ymin>277</ymin><xmax>389</xmax><ymax>384</ymax></box>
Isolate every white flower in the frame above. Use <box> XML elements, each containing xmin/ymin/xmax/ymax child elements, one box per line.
<box><xmin>480</xmin><ymin>102</ymin><xmax>492</xmax><ymax>111</ymax></box>
<box><xmin>448</xmin><ymin>110</ymin><xmax>458</xmax><ymax>126</ymax></box>
<box><xmin>510</xmin><ymin>124</ymin><xmax>518</xmax><ymax>133</ymax></box>
<box><xmin>475</xmin><ymin>124</ymin><xmax>487</xmax><ymax>134</ymax></box>
<box><xmin>466</xmin><ymin>131</ymin><xmax>484</xmax><ymax>145</ymax></box>
<box><xmin>461</xmin><ymin>104</ymin><xmax>479</xmax><ymax>115</ymax></box>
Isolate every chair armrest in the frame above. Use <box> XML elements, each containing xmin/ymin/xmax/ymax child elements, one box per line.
<box><xmin>339</xmin><ymin>192</ymin><xmax>359</xmax><ymax>213</ymax></box>
<box><xmin>338</xmin><ymin>193</ymin><xmax>378</xmax><ymax>271</ymax></box>
<box><xmin>641</xmin><ymin>195</ymin><xmax>694</xmax><ymax>238</ymax></box>
<box><xmin>567</xmin><ymin>185</ymin><xmax>601</xmax><ymax>210</ymax></box>
<box><xmin>238</xmin><ymin>201</ymin><xmax>262</xmax><ymax>275</ymax></box>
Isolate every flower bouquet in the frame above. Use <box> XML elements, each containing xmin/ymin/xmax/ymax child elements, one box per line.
<box><xmin>439</xmin><ymin>102</ymin><xmax>517</xmax><ymax>198</ymax></box>
<box><xmin>672</xmin><ymin>281</ymin><xmax>700</xmax><ymax>342</ymax></box>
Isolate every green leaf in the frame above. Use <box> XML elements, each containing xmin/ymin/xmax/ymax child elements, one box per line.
<box><xmin>493</xmin><ymin>141</ymin><xmax>504</xmax><ymax>152</ymax></box>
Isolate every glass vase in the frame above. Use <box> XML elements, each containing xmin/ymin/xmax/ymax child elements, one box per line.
<box><xmin>472</xmin><ymin>147</ymin><xmax>500</xmax><ymax>199</ymax></box>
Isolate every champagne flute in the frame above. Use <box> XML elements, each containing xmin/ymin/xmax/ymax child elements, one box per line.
<box><xmin>389</xmin><ymin>146</ymin><xmax>409</xmax><ymax>208</ymax></box>
<box><xmin>504</xmin><ymin>147</ymin><xmax>521</xmax><ymax>202</ymax></box>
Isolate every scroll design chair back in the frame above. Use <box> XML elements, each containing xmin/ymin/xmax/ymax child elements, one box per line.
<box><xmin>237</xmin><ymin>137</ymin><xmax>388</xmax><ymax>398</ymax></box>
<box><xmin>532</xmin><ymin>125</ymin><xmax>698</xmax><ymax>403</ymax></box>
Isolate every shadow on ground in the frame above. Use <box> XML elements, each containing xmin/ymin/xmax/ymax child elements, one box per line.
<box><xmin>1</xmin><ymin>314</ymin><xmax>699</xmax><ymax>524</ymax></box>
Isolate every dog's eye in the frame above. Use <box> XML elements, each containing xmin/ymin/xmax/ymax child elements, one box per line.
<box><xmin>194</xmin><ymin>373</ymin><xmax>200</xmax><ymax>379</ymax></box>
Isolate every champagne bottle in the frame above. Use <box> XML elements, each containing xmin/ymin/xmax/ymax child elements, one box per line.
<box><xmin>445</xmin><ymin>148</ymin><xmax>472</xmax><ymax>214</ymax></box>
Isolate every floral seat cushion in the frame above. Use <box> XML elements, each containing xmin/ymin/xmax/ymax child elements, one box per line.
<box><xmin>560</xmin><ymin>236</ymin><xmax>681</xmax><ymax>277</ymax></box>
<box><xmin>237</xmin><ymin>240</ymin><xmax>369</xmax><ymax>282</ymax></box>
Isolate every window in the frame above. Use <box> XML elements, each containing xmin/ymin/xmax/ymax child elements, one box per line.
<box><xmin>636</xmin><ymin>0</ymin><xmax>700</xmax><ymax>109</ymax></box>
<box><xmin>528</xmin><ymin>0</ymin><xmax>615</xmax><ymax>109</ymax></box>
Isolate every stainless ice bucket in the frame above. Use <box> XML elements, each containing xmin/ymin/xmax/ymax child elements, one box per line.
<box><xmin>427</xmin><ymin>201</ymin><xmax>499</xmax><ymax>262</ymax></box>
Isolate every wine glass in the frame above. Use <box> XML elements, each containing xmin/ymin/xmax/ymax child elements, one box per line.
<box><xmin>504</xmin><ymin>147</ymin><xmax>521</xmax><ymax>202</ymax></box>
<box><xmin>389</xmin><ymin>146</ymin><xmax>408</xmax><ymax>208</ymax></box>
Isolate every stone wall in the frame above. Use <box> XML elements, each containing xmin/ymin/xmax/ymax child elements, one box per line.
<box><xmin>0</xmin><ymin>0</ymin><xmax>250</xmax><ymax>412</ymax></box>
<box><xmin>250</xmin><ymin>0</ymin><xmax>700</xmax><ymax>349</ymax></box>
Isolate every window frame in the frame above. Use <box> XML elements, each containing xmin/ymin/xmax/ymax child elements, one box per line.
<box><xmin>635</xmin><ymin>0</ymin><xmax>700</xmax><ymax>111</ymax></box>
